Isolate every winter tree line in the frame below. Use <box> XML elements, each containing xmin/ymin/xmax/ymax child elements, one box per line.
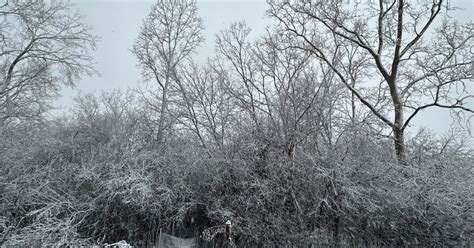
<box><xmin>1</xmin><ymin>0</ymin><xmax>473</xmax><ymax>246</ymax></box>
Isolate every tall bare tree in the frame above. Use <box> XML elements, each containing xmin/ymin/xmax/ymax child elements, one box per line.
<box><xmin>173</xmin><ymin>62</ymin><xmax>235</xmax><ymax>157</ymax></box>
<box><xmin>268</xmin><ymin>0</ymin><xmax>473</xmax><ymax>161</ymax></box>
<box><xmin>132</xmin><ymin>0</ymin><xmax>204</xmax><ymax>151</ymax></box>
<box><xmin>216</xmin><ymin>22</ymin><xmax>334</xmax><ymax>157</ymax></box>
<box><xmin>0</xmin><ymin>0</ymin><xmax>97</xmax><ymax>126</ymax></box>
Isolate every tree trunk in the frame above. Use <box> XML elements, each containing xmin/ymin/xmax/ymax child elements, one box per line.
<box><xmin>388</xmin><ymin>74</ymin><xmax>405</xmax><ymax>163</ymax></box>
<box><xmin>155</xmin><ymin>74</ymin><xmax>170</xmax><ymax>153</ymax></box>
<box><xmin>351</xmin><ymin>79</ymin><xmax>356</xmax><ymax>126</ymax></box>
<box><xmin>393</xmin><ymin>125</ymin><xmax>406</xmax><ymax>163</ymax></box>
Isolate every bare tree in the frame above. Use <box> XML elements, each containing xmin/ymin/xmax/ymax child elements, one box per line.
<box><xmin>132</xmin><ymin>0</ymin><xmax>204</xmax><ymax>151</ymax></box>
<box><xmin>254</xmin><ymin>29</ymin><xmax>325</xmax><ymax>157</ymax></box>
<box><xmin>173</xmin><ymin>62</ymin><xmax>235</xmax><ymax>157</ymax></box>
<box><xmin>216</xmin><ymin>22</ymin><xmax>333</xmax><ymax>157</ymax></box>
<box><xmin>0</xmin><ymin>0</ymin><xmax>97</xmax><ymax>126</ymax></box>
<box><xmin>215</xmin><ymin>22</ymin><xmax>261</xmax><ymax>128</ymax></box>
<box><xmin>268</xmin><ymin>0</ymin><xmax>473</xmax><ymax>162</ymax></box>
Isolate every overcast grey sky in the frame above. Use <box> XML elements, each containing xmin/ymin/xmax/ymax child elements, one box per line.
<box><xmin>58</xmin><ymin>0</ymin><xmax>269</xmax><ymax>106</ymax></box>
<box><xmin>57</xmin><ymin>0</ymin><xmax>473</xmax><ymax>138</ymax></box>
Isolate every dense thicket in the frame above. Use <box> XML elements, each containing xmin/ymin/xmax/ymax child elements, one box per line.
<box><xmin>1</xmin><ymin>92</ymin><xmax>472</xmax><ymax>247</ymax></box>
<box><xmin>1</xmin><ymin>0</ymin><xmax>473</xmax><ymax>247</ymax></box>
